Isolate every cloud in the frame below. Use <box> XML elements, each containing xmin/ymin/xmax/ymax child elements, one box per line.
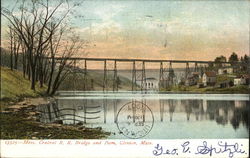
<box><xmin>93</xmin><ymin>3</ymin><xmax>125</xmax><ymax>21</ymax></box>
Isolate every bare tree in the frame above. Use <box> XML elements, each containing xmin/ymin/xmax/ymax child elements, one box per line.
<box><xmin>2</xmin><ymin>0</ymin><xmax>76</xmax><ymax>90</ymax></box>
<box><xmin>2</xmin><ymin>0</ymin><xmax>84</xmax><ymax>94</ymax></box>
<box><xmin>13</xmin><ymin>29</ymin><xmax>21</xmax><ymax>69</ymax></box>
<box><xmin>47</xmin><ymin>29</ymin><xmax>84</xmax><ymax>95</ymax></box>
<box><xmin>7</xmin><ymin>26</ymin><xmax>13</xmax><ymax>70</ymax></box>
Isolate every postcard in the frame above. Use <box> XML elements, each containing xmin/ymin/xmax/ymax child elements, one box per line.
<box><xmin>0</xmin><ymin>0</ymin><xmax>249</xmax><ymax>157</ymax></box>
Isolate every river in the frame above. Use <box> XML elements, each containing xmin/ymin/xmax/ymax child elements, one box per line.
<box><xmin>38</xmin><ymin>91</ymin><xmax>249</xmax><ymax>139</ymax></box>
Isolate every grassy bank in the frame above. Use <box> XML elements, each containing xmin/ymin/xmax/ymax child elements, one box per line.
<box><xmin>161</xmin><ymin>85</ymin><xmax>250</xmax><ymax>94</ymax></box>
<box><xmin>1</xmin><ymin>66</ymin><xmax>46</xmax><ymax>108</ymax></box>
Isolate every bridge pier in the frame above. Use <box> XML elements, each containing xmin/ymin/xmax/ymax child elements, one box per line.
<box><xmin>73</xmin><ymin>59</ymin><xmax>77</xmax><ymax>91</ymax></box>
<box><xmin>159</xmin><ymin>62</ymin><xmax>168</xmax><ymax>90</ymax></box>
<box><xmin>185</xmin><ymin>62</ymin><xmax>190</xmax><ymax>79</ymax></box>
<box><xmin>132</xmin><ymin>61</ymin><xmax>136</xmax><ymax>91</ymax></box>
<box><xmin>168</xmin><ymin>62</ymin><xmax>175</xmax><ymax>86</ymax></box>
<box><xmin>83</xmin><ymin>59</ymin><xmax>87</xmax><ymax>91</ymax></box>
<box><xmin>103</xmin><ymin>60</ymin><xmax>107</xmax><ymax>91</ymax></box>
<box><xmin>194</xmin><ymin>62</ymin><xmax>198</xmax><ymax>72</ymax></box>
<box><xmin>131</xmin><ymin>61</ymin><xmax>146</xmax><ymax>91</ymax></box>
<box><xmin>141</xmin><ymin>61</ymin><xmax>146</xmax><ymax>91</ymax></box>
<box><xmin>159</xmin><ymin>62</ymin><xmax>163</xmax><ymax>90</ymax></box>
<box><xmin>113</xmin><ymin>60</ymin><xmax>118</xmax><ymax>91</ymax></box>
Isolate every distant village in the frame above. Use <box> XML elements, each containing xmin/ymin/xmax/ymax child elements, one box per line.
<box><xmin>137</xmin><ymin>53</ymin><xmax>250</xmax><ymax>92</ymax></box>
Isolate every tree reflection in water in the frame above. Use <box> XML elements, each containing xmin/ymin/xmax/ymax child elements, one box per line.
<box><xmin>42</xmin><ymin>97</ymin><xmax>249</xmax><ymax>132</ymax></box>
<box><xmin>178</xmin><ymin>100</ymin><xmax>249</xmax><ymax>130</ymax></box>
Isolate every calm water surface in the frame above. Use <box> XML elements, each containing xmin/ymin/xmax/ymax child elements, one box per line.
<box><xmin>39</xmin><ymin>92</ymin><xmax>249</xmax><ymax>139</ymax></box>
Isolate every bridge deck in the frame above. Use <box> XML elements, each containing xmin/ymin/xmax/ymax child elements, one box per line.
<box><xmin>53</xmin><ymin>57</ymin><xmax>232</xmax><ymax>64</ymax></box>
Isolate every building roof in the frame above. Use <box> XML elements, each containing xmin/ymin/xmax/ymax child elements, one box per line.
<box><xmin>192</xmin><ymin>72</ymin><xmax>199</xmax><ymax>77</ymax></box>
<box><xmin>218</xmin><ymin>66</ymin><xmax>234</xmax><ymax>69</ymax></box>
<box><xmin>146</xmin><ymin>77</ymin><xmax>157</xmax><ymax>80</ymax></box>
<box><xmin>192</xmin><ymin>72</ymin><xmax>199</xmax><ymax>75</ymax></box>
<box><xmin>234</xmin><ymin>78</ymin><xmax>245</xmax><ymax>80</ymax></box>
<box><xmin>243</xmin><ymin>74</ymin><xmax>250</xmax><ymax>79</ymax></box>
<box><xmin>204</xmin><ymin>71</ymin><xmax>216</xmax><ymax>77</ymax></box>
<box><xmin>236</xmin><ymin>74</ymin><xmax>250</xmax><ymax>79</ymax></box>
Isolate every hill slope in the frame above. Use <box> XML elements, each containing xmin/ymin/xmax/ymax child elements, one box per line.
<box><xmin>59</xmin><ymin>70</ymin><xmax>133</xmax><ymax>91</ymax></box>
<box><xmin>0</xmin><ymin>67</ymin><xmax>46</xmax><ymax>104</ymax></box>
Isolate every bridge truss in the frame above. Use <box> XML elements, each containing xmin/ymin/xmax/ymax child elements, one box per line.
<box><xmin>54</xmin><ymin>57</ymin><xmax>233</xmax><ymax>92</ymax></box>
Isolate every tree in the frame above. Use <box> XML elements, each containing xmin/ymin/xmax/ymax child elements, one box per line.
<box><xmin>46</xmin><ymin>34</ymin><xmax>84</xmax><ymax>95</ymax></box>
<box><xmin>214</xmin><ymin>55</ymin><xmax>226</xmax><ymax>68</ymax></box>
<box><xmin>2</xmin><ymin>0</ymin><xmax>83</xmax><ymax>94</ymax></box>
<box><xmin>240</xmin><ymin>54</ymin><xmax>250</xmax><ymax>73</ymax></box>
<box><xmin>2</xmin><ymin>0</ymin><xmax>67</xmax><ymax>90</ymax></box>
<box><xmin>8</xmin><ymin>26</ymin><xmax>13</xmax><ymax>70</ymax></box>
<box><xmin>229</xmin><ymin>52</ymin><xmax>239</xmax><ymax>65</ymax></box>
<box><xmin>207</xmin><ymin>62</ymin><xmax>214</xmax><ymax>71</ymax></box>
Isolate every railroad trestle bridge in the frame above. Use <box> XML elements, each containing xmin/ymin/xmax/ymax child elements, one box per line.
<box><xmin>53</xmin><ymin>57</ymin><xmax>233</xmax><ymax>91</ymax></box>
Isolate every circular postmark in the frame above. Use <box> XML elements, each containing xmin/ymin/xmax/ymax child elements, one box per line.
<box><xmin>116</xmin><ymin>100</ymin><xmax>154</xmax><ymax>139</ymax></box>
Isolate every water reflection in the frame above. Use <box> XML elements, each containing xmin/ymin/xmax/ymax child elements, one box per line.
<box><xmin>37</xmin><ymin>94</ymin><xmax>249</xmax><ymax>138</ymax></box>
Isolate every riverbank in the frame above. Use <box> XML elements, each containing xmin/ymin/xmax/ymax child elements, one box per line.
<box><xmin>1</xmin><ymin>67</ymin><xmax>110</xmax><ymax>139</ymax></box>
<box><xmin>160</xmin><ymin>85</ymin><xmax>250</xmax><ymax>94</ymax></box>
<box><xmin>0</xmin><ymin>67</ymin><xmax>47</xmax><ymax>110</ymax></box>
<box><xmin>1</xmin><ymin>98</ymin><xmax>110</xmax><ymax>139</ymax></box>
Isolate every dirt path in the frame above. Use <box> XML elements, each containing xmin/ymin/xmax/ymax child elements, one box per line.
<box><xmin>3</xmin><ymin>97</ymin><xmax>49</xmax><ymax>112</ymax></box>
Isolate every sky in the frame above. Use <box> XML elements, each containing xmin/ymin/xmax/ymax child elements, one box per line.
<box><xmin>2</xmin><ymin>0</ymin><xmax>250</xmax><ymax>64</ymax></box>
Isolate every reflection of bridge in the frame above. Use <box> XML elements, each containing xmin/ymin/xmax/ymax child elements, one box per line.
<box><xmin>53</xmin><ymin>57</ymin><xmax>234</xmax><ymax>91</ymax></box>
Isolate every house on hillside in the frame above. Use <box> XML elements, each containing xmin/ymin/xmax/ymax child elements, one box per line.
<box><xmin>202</xmin><ymin>71</ymin><xmax>216</xmax><ymax>86</ymax></box>
<box><xmin>185</xmin><ymin>72</ymin><xmax>199</xmax><ymax>86</ymax></box>
<box><xmin>234</xmin><ymin>74</ymin><xmax>250</xmax><ymax>86</ymax></box>
<box><xmin>218</xmin><ymin>67</ymin><xmax>234</xmax><ymax>75</ymax></box>
<box><xmin>234</xmin><ymin>77</ymin><xmax>245</xmax><ymax>86</ymax></box>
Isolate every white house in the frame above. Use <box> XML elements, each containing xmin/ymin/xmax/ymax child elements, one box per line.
<box><xmin>218</xmin><ymin>67</ymin><xmax>234</xmax><ymax>75</ymax></box>
<box><xmin>144</xmin><ymin>77</ymin><xmax>159</xmax><ymax>90</ymax></box>
<box><xmin>136</xmin><ymin>77</ymin><xmax>159</xmax><ymax>90</ymax></box>
<box><xmin>234</xmin><ymin>77</ymin><xmax>246</xmax><ymax>86</ymax></box>
<box><xmin>202</xmin><ymin>71</ymin><xmax>216</xmax><ymax>86</ymax></box>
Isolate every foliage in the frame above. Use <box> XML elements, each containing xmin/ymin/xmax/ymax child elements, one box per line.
<box><xmin>205</xmin><ymin>85</ymin><xmax>250</xmax><ymax>94</ymax></box>
<box><xmin>2</xmin><ymin>0</ymin><xmax>83</xmax><ymax>94</ymax></box>
<box><xmin>240</xmin><ymin>54</ymin><xmax>250</xmax><ymax>73</ymax></box>
<box><xmin>216</xmin><ymin>74</ymin><xmax>234</xmax><ymax>83</ymax></box>
<box><xmin>214</xmin><ymin>55</ymin><xmax>226</xmax><ymax>68</ymax></box>
<box><xmin>160</xmin><ymin>84</ymin><xmax>249</xmax><ymax>94</ymax></box>
<box><xmin>229</xmin><ymin>52</ymin><xmax>239</xmax><ymax>64</ymax></box>
<box><xmin>212</xmin><ymin>53</ymin><xmax>249</xmax><ymax>73</ymax></box>
<box><xmin>59</xmin><ymin>71</ymin><xmax>133</xmax><ymax>91</ymax></box>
